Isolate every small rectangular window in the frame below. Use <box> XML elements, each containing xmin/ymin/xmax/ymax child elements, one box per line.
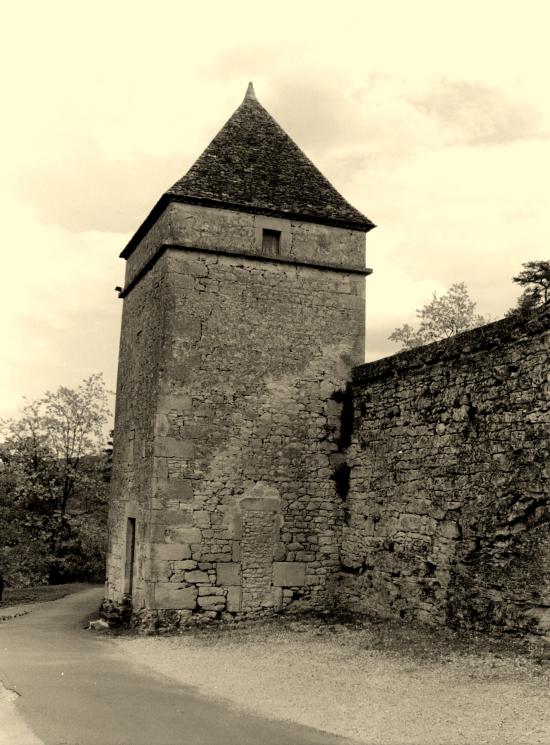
<box><xmin>262</xmin><ymin>229</ymin><xmax>281</xmax><ymax>255</ymax></box>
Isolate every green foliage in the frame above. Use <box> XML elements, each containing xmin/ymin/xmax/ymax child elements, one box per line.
<box><xmin>389</xmin><ymin>282</ymin><xmax>487</xmax><ymax>351</ymax></box>
<box><xmin>0</xmin><ymin>583</ymin><xmax>89</xmax><ymax>608</ymax></box>
<box><xmin>506</xmin><ymin>260</ymin><xmax>550</xmax><ymax>317</ymax></box>
<box><xmin>0</xmin><ymin>374</ymin><xmax>112</xmax><ymax>587</ymax></box>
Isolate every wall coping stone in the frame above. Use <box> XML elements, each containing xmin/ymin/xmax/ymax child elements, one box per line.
<box><xmin>354</xmin><ymin>305</ymin><xmax>549</xmax><ymax>385</ymax></box>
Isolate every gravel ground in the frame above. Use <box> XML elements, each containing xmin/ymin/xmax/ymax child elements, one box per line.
<box><xmin>114</xmin><ymin>616</ymin><xmax>550</xmax><ymax>745</ymax></box>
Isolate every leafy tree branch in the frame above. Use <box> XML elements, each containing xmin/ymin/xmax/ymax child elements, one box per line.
<box><xmin>389</xmin><ymin>282</ymin><xmax>487</xmax><ymax>351</ymax></box>
<box><xmin>0</xmin><ymin>374</ymin><xmax>112</xmax><ymax>587</ymax></box>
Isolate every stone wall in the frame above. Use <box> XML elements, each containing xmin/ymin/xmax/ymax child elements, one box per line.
<box><xmin>107</xmin><ymin>205</ymin><xmax>367</xmax><ymax>625</ymax></box>
<box><xmin>123</xmin><ymin>202</ymin><xmax>366</xmax><ymax>292</ymax></box>
<box><xmin>340</xmin><ymin>307</ymin><xmax>550</xmax><ymax>635</ymax></box>
<box><xmin>105</xmin><ymin>258</ymin><xmax>167</xmax><ymax>606</ymax></box>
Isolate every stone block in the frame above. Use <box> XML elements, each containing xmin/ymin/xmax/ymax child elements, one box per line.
<box><xmin>223</xmin><ymin>512</ymin><xmax>242</xmax><ymax>540</ymax></box>
<box><xmin>440</xmin><ymin>521</ymin><xmax>461</xmax><ymax>540</ymax></box>
<box><xmin>193</xmin><ymin>510</ymin><xmax>211</xmax><ymax>528</ymax></box>
<box><xmin>154</xmin><ymin>438</ymin><xmax>194</xmax><ymax>459</ymax></box>
<box><xmin>151</xmin><ymin>497</ymin><xmax>179</xmax><ymax>510</ymax></box>
<box><xmin>150</xmin><ymin>510</ymin><xmax>191</xmax><ymax>527</ymax></box>
<box><xmin>154</xmin><ymin>457</ymin><xmax>169</xmax><ymax>479</ymax></box>
<box><xmin>295</xmin><ymin>551</ymin><xmax>316</xmax><ymax>562</ymax></box>
<box><xmin>149</xmin><ymin>560</ymin><xmax>171</xmax><ymax>582</ymax></box>
<box><xmin>153</xmin><ymin>543</ymin><xmax>191</xmax><ymax>561</ymax></box>
<box><xmin>155</xmin><ymin>413</ymin><xmax>171</xmax><ymax>437</ymax></box>
<box><xmin>198</xmin><ymin>586</ymin><xmax>225</xmax><ymax>596</ymax></box>
<box><xmin>226</xmin><ymin>587</ymin><xmax>242</xmax><ymax>612</ymax></box>
<box><xmin>197</xmin><ymin>595</ymin><xmax>226</xmax><ymax>611</ymax></box>
<box><xmin>158</xmin><ymin>393</ymin><xmax>192</xmax><ymax>414</ymax></box>
<box><xmin>182</xmin><ymin>258</ymin><xmax>210</xmax><ymax>278</ymax></box>
<box><xmin>238</xmin><ymin>482</ymin><xmax>281</xmax><ymax>511</ymax></box>
<box><xmin>272</xmin><ymin>562</ymin><xmax>306</xmax><ymax>587</ymax></box>
<box><xmin>153</xmin><ymin>583</ymin><xmax>197</xmax><ymax>610</ymax></box>
<box><xmin>232</xmin><ymin>541</ymin><xmax>241</xmax><ymax>562</ymax></box>
<box><xmin>273</xmin><ymin>542</ymin><xmax>286</xmax><ymax>561</ymax></box>
<box><xmin>155</xmin><ymin>477</ymin><xmax>193</xmax><ymax>501</ymax></box>
<box><xmin>271</xmin><ymin>587</ymin><xmax>283</xmax><ymax>611</ymax></box>
<box><xmin>239</xmin><ymin>497</ymin><xmax>280</xmax><ymax>512</ymax></box>
<box><xmin>216</xmin><ymin>562</ymin><xmax>242</xmax><ymax>586</ymax></box>
<box><xmin>185</xmin><ymin>570</ymin><xmax>210</xmax><ymax>584</ymax></box>
<box><xmin>174</xmin><ymin>528</ymin><xmax>202</xmax><ymax>544</ymax></box>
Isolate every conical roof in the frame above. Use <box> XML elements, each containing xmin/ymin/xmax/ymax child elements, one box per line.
<box><xmin>121</xmin><ymin>83</ymin><xmax>374</xmax><ymax>258</ymax></box>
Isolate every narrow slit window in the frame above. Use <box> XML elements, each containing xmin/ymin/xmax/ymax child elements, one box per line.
<box><xmin>262</xmin><ymin>229</ymin><xmax>281</xmax><ymax>255</ymax></box>
<box><xmin>124</xmin><ymin>517</ymin><xmax>136</xmax><ymax>597</ymax></box>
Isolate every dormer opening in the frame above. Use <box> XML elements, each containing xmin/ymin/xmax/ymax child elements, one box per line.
<box><xmin>262</xmin><ymin>229</ymin><xmax>281</xmax><ymax>255</ymax></box>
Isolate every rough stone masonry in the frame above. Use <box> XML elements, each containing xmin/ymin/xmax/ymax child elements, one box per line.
<box><xmin>105</xmin><ymin>84</ymin><xmax>550</xmax><ymax>635</ymax></box>
<box><xmin>342</xmin><ymin>306</ymin><xmax>550</xmax><ymax>635</ymax></box>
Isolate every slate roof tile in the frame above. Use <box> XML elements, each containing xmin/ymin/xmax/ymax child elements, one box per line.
<box><xmin>121</xmin><ymin>84</ymin><xmax>374</xmax><ymax>258</ymax></box>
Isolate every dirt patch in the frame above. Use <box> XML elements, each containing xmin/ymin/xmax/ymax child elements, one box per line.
<box><xmin>114</xmin><ymin>613</ymin><xmax>550</xmax><ymax>744</ymax></box>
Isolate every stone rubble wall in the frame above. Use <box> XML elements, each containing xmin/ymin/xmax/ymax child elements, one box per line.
<box><xmin>340</xmin><ymin>307</ymin><xmax>550</xmax><ymax>635</ymax></box>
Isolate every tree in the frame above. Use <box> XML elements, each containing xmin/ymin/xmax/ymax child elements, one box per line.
<box><xmin>506</xmin><ymin>260</ymin><xmax>550</xmax><ymax>317</ymax></box>
<box><xmin>0</xmin><ymin>374</ymin><xmax>112</xmax><ymax>587</ymax></box>
<box><xmin>389</xmin><ymin>282</ymin><xmax>487</xmax><ymax>351</ymax></box>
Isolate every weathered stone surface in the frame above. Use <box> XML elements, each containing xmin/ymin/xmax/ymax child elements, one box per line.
<box><xmin>198</xmin><ymin>586</ymin><xmax>225</xmax><ymax>596</ymax></box>
<box><xmin>155</xmin><ymin>478</ymin><xmax>193</xmax><ymax>501</ymax></box>
<box><xmin>239</xmin><ymin>497</ymin><xmax>280</xmax><ymax>512</ymax></box>
<box><xmin>153</xmin><ymin>584</ymin><xmax>197</xmax><ymax>610</ymax></box>
<box><xmin>193</xmin><ymin>510</ymin><xmax>211</xmax><ymax>528</ymax></box>
<box><xmin>174</xmin><ymin>528</ymin><xmax>202</xmax><ymax>545</ymax></box>
<box><xmin>154</xmin><ymin>438</ymin><xmax>194</xmax><ymax>459</ymax></box>
<box><xmin>153</xmin><ymin>543</ymin><xmax>191</xmax><ymax>561</ymax></box>
<box><xmin>216</xmin><ymin>563</ymin><xmax>241</xmax><ymax>586</ymax></box>
<box><xmin>342</xmin><ymin>306</ymin><xmax>550</xmax><ymax>635</ymax></box>
<box><xmin>184</xmin><ymin>570</ymin><xmax>210</xmax><ymax>584</ymax></box>
<box><xmin>271</xmin><ymin>587</ymin><xmax>283</xmax><ymax>610</ymax></box>
<box><xmin>272</xmin><ymin>562</ymin><xmax>306</xmax><ymax>587</ymax></box>
<box><xmin>157</xmin><ymin>393</ymin><xmax>193</xmax><ymax>414</ymax></box>
<box><xmin>197</xmin><ymin>595</ymin><xmax>226</xmax><ymax>610</ymax></box>
<box><xmin>226</xmin><ymin>586</ymin><xmax>242</xmax><ymax>612</ymax></box>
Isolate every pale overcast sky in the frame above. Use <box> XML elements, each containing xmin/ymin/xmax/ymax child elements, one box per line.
<box><xmin>1</xmin><ymin>1</ymin><xmax>549</xmax><ymax>420</ymax></box>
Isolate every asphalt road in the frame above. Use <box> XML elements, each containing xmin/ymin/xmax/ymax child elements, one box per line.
<box><xmin>0</xmin><ymin>587</ymin><xmax>355</xmax><ymax>745</ymax></box>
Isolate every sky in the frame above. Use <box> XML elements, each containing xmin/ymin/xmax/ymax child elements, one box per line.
<box><xmin>1</xmin><ymin>0</ymin><xmax>549</xmax><ymax>421</ymax></box>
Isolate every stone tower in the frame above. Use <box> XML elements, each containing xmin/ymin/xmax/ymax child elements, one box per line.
<box><xmin>106</xmin><ymin>83</ymin><xmax>375</xmax><ymax>624</ymax></box>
